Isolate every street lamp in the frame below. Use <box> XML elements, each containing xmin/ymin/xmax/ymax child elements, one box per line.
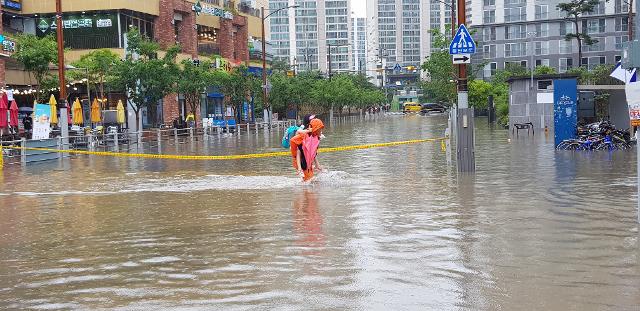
<box><xmin>261</xmin><ymin>4</ymin><xmax>299</xmax><ymax>125</ymax></box>
<box><xmin>527</xmin><ymin>31</ymin><xmax>537</xmax><ymax>90</ymax></box>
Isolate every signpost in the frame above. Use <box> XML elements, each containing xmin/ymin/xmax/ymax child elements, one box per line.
<box><xmin>452</xmin><ymin>54</ymin><xmax>471</xmax><ymax>64</ymax></box>
<box><xmin>449</xmin><ymin>21</ymin><xmax>476</xmax><ymax>172</ymax></box>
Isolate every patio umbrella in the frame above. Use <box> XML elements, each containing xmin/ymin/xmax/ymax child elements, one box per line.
<box><xmin>0</xmin><ymin>93</ymin><xmax>7</xmax><ymax>129</ymax></box>
<box><xmin>116</xmin><ymin>100</ymin><xmax>125</xmax><ymax>124</ymax></box>
<box><xmin>90</xmin><ymin>98</ymin><xmax>101</xmax><ymax>124</ymax></box>
<box><xmin>49</xmin><ymin>94</ymin><xmax>58</xmax><ymax>125</ymax></box>
<box><xmin>9</xmin><ymin>100</ymin><xmax>18</xmax><ymax>127</ymax></box>
<box><xmin>65</xmin><ymin>101</ymin><xmax>72</xmax><ymax>125</ymax></box>
<box><xmin>72</xmin><ymin>98</ymin><xmax>83</xmax><ymax>125</ymax></box>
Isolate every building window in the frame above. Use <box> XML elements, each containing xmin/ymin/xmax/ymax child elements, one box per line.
<box><xmin>484</xmin><ymin>10</ymin><xmax>495</xmax><ymax>23</ymax></box>
<box><xmin>583</xmin><ymin>38</ymin><xmax>605</xmax><ymax>52</ymax></box>
<box><xmin>535</xmin><ymin>41</ymin><xmax>549</xmax><ymax>55</ymax></box>
<box><xmin>483</xmin><ymin>27</ymin><xmax>496</xmax><ymax>41</ymax></box>
<box><xmin>538</xmin><ymin>80</ymin><xmax>553</xmax><ymax>90</ymax></box>
<box><xmin>536</xmin><ymin>59</ymin><xmax>550</xmax><ymax>67</ymax></box>
<box><xmin>535</xmin><ymin>23</ymin><xmax>549</xmax><ymax>37</ymax></box>
<box><xmin>616</xmin><ymin>36</ymin><xmax>629</xmax><ymax>49</ymax></box>
<box><xmin>581</xmin><ymin>56</ymin><xmax>606</xmax><ymax>70</ymax></box>
<box><xmin>559</xmin><ymin>58</ymin><xmax>573</xmax><ymax>72</ymax></box>
<box><xmin>583</xmin><ymin>19</ymin><xmax>606</xmax><ymax>34</ymax></box>
<box><xmin>505</xmin><ymin>42</ymin><xmax>526</xmax><ymax>57</ymax></box>
<box><xmin>535</xmin><ymin>5</ymin><xmax>548</xmax><ymax>20</ymax></box>
<box><xmin>615</xmin><ymin>0</ymin><xmax>630</xmax><ymax>13</ymax></box>
<box><xmin>559</xmin><ymin>40</ymin><xmax>572</xmax><ymax>54</ymax></box>
<box><xmin>616</xmin><ymin>17</ymin><xmax>629</xmax><ymax>32</ymax></box>
<box><xmin>505</xmin><ymin>25</ymin><xmax>526</xmax><ymax>39</ymax></box>
<box><xmin>484</xmin><ymin>62</ymin><xmax>497</xmax><ymax>77</ymax></box>
<box><xmin>504</xmin><ymin>7</ymin><xmax>526</xmax><ymax>22</ymax></box>
<box><xmin>585</xmin><ymin>1</ymin><xmax>605</xmax><ymax>15</ymax></box>
<box><xmin>559</xmin><ymin>21</ymin><xmax>574</xmax><ymax>35</ymax></box>
<box><xmin>484</xmin><ymin>0</ymin><xmax>495</xmax><ymax>6</ymax></box>
<box><xmin>505</xmin><ymin>60</ymin><xmax>527</xmax><ymax>68</ymax></box>
<box><xmin>483</xmin><ymin>44</ymin><xmax>496</xmax><ymax>58</ymax></box>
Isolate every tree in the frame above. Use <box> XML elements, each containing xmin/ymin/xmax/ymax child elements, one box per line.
<box><xmin>271</xmin><ymin>58</ymin><xmax>291</xmax><ymax>74</ymax></box>
<box><xmin>557</xmin><ymin>0</ymin><xmax>600</xmax><ymax>66</ymax></box>
<box><xmin>110</xmin><ymin>28</ymin><xmax>180</xmax><ymax>128</ymax></box>
<box><xmin>12</xmin><ymin>34</ymin><xmax>58</xmax><ymax>102</ymax></box>
<box><xmin>469</xmin><ymin>80</ymin><xmax>494</xmax><ymax>110</ymax></box>
<box><xmin>69</xmin><ymin>49</ymin><xmax>120</xmax><ymax>100</ymax></box>
<box><xmin>176</xmin><ymin>59</ymin><xmax>215</xmax><ymax>127</ymax></box>
<box><xmin>421</xmin><ymin>29</ymin><xmax>457</xmax><ymax>105</ymax></box>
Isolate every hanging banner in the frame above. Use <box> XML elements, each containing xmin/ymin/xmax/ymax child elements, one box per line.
<box><xmin>32</xmin><ymin>103</ymin><xmax>51</xmax><ymax>140</ymax></box>
<box><xmin>553</xmin><ymin>79</ymin><xmax>578</xmax><ymax>146</ymax></box>
<box><xmin>625</xmin><ymin>81</ymin><xmax>640</xmax><ymax>126</ymax></box>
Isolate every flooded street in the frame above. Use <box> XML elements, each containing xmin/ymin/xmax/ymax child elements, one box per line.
<box><xmin>1</xmin><ymin>115</ymin><xmax>639</xmax><ymax>310</ymax></box>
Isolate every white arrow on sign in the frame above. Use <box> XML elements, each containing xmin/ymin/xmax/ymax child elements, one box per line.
<box><xmin>452</xmin><ymin>54</ymin><xmax>471</xmax><ymax>64</ymax></box>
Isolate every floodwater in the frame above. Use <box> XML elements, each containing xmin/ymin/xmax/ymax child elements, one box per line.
<box><xmin>1</xmin><ymin>115</ymin><xmax>639</xmax><ymax>310</ymax></box>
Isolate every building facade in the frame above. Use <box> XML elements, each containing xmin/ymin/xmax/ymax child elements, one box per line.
<box><xmin>1</xmin><ymin>0</ymin><xmax>266</xmax><ymax>126</ymax></box>
<box><xmin>470</xmin><ymin>0</ymin><xmax>634</xmax><ymax>79</ymax></box>
<box><xmin>268</xmin><ymin>0</ymin><xmax>352</xmax><ymax>74</ymax></box>
<box><xmin>366</xmin><ymin>0</ymin><xmax>448</xmax><ymax>95</ymax></box>
<box><xmin>351</xmin><ymin>17</ymin><xmax>366</xmax><ymax>73</ymax></box>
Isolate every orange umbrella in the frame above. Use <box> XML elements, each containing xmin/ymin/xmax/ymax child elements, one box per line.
<box><xmin>72</xmin><ymin>98</ymin><xmax>83</xmax><ymax>125</ymax></box>
<box><xmin>90</xmin><ymin>99</ymin><xmax>101</xmax><ymax>123</ymax></box>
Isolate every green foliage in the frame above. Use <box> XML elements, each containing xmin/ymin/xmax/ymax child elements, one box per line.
<box><xmin>420</xmin><ymin>29</ymin><xmax>456</xmax><ymax>104</ymax></box>
<box><xmin>69</xmin><ymin>49</ymin><xmax>120</xmax><ymax>99</ymax></box>
<box><xmin>12</xmin><ymin>34</ymin><xmax>59</xmax><ymax>102</ymax></box>
<box><xmin>469</xmin><ymin>80</ymin><xmax>493</xmax><ymax>110</ymax></box>
<box><xmin>566</xmin><ymin>64</ymin><xmax>620</xmax><ymax>85</ymax></box>
<box><xmin>534</xmin><ymin>66</ymin><xmax>557</xmax><ymax>75</ymax></box>
<box><xmin>110</xmin><ymin>28</ymin><xmax>180</xmax><ymax>126</ymax></box>
<box><xmin>270</xmin><ymin>58</ymin><xmax>291</xmax><ymax>74</ymax></box>
<box><xmin>176</xmin><ymin>59</ymin><xmax>231</xmax><ymax>126</ymax></box>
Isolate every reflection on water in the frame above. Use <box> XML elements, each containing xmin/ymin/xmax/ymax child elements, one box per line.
<box><xmin>1</xmin><ymin>115</ymin><xmax>639</xmax><ymax>310</ymax></box>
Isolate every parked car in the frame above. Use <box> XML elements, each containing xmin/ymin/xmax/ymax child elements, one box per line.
<box><xmin>403</xmin><ymin>102</ymin><xmax>422</xmax><ymax>113</ymax></box>
<box><xmin>420</xmin><ymin>103</ymin><xmax>447</xmax><ymax>114</ymax></box>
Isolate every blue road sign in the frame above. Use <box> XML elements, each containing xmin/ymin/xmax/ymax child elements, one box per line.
<box><xmin>393</xmin><ymin>63</ymin><xmax>402</xmax><ymax>72</ymax></box>
<box><xmin>449</xmin><ymin>24</ymin><xmax>476</xmax><ymax>55</ymax></box>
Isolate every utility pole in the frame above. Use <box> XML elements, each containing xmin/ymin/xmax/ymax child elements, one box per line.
<box><xmin>455</xmin><ymin>0</ymin><xmax>475</xmax><ymax>172</ymax></box>
<box><xmin>55</xmin><ymin>0</ymin><xmax>69</xmax><ymax>147</ymax></box>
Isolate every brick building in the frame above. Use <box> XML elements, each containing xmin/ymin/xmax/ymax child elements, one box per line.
<box><xmin>1</xmin><ymin>0</ymin><xmax>266</xmax><ymax>128</ymax></box>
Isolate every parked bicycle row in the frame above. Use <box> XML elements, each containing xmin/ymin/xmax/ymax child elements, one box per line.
<box><xmin>556</xmin><ymin>121</ymin><xmax>636</xmax><ymax>151</ymax></box>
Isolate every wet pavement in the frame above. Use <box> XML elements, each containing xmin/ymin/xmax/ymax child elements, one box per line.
<box><xmin>0</xmin><ymin>115</ymin><xmax>639</xmax><ymax>310</ymax></box>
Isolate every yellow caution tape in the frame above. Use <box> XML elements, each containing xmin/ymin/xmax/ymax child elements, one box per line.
<box><xmin>1</xmin><ymin>137</ymin><xmax>447</xmax><ymax>161</ymax></box>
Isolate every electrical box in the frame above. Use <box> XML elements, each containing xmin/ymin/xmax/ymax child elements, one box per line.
<box><xmin>622</xmin><ymin>40</ymin><xmax>640</xmax><ymax>69</ymax></box>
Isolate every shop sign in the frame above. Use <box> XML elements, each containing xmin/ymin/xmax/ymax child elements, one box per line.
<box><xmin>32</xmin><ymin>104</ymin><xmax>51</xmax><ymax>140</ymax></box>
<box><xmin>2</xmin><ymin>0</ymin><xmax>22</xmax><ymax>11</ymax></box>
<box><xmin>37</xmin><ymin>16</ymin><xmax>114</xmax><ymax>34</ymax></box>
<box><xmin>0</xmin><ymin>34</ymin><xmax>16</xmax><ymax>56</ymax></box>
<box><xmin>192</xmin><ymin>1</ymin><xmax>233</xmax><ymax>19</ymax></box>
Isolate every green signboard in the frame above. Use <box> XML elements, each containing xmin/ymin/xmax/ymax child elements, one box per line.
<box><xmin>36</xmin><ymin>14</ymin><xmax>119</xmax><ymax>49</ymax></box>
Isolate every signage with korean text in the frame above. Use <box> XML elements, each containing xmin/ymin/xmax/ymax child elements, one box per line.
<box><xmin>553</xmin><ymin>79</ymin><xmax>578</xmax><ymax>146</ymax></box>
<box><xmin>192</xmin><ymin>1</ymin><xmax>234</xmax><ymax>19</ymax></box>
<box><xmin>625</xmin><ymin>80</ymin><xmax>640</xmax><ymax>126</ymax></box>
<box><xmin>2</xmin><ymin>0</ymin><xmax>22</xmax><ymax>11</ymax></box>
<box><xmin>449</xmin><ymin>24</ymin><xmax>476</xmax><ymax>55</ymax></box>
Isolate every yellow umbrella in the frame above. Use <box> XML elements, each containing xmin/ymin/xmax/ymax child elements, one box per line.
<box><xmin>116</xmin><ymin>100</ymin><xmax>125</xmax><ymax>124</ymax></box>
<box><xmin>49</xmin><ymin>94</ymin><xmax>58</xmax><ymax>125</ymax></box>
<box><xmin>90</xmin><ymin>98</ymin><xmax>101</xmax><ymax>123</ymax></box>
<box><xmin>72</xmin><ymin>98</ymin><xmax>84</xmax><ymax>125</ymax></box>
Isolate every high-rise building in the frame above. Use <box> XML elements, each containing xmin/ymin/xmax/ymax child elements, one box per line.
<box><xmin>268</xmin><ymin>0</ymin><xmax>352</xmax><ymax>73</ymax></box>
<box><xmin>470</xmin><ymin>0</ymin><xmax>634</xmax><ymax>79</ymax></box>
<box><xmin>352</xmin><ymin>17</ymin><xmax>367</xmax><ymax>73</ymax></box>
<box><xmin>366</xmin><ymin>0</ymin><xmax>448</xmax><ymax>94</ymax></box>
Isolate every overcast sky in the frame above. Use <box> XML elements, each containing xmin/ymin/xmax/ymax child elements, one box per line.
<box><xmin>352</xmin><ymin>0</ymin><xmax>366</xmax><ymax>17</ymax></box>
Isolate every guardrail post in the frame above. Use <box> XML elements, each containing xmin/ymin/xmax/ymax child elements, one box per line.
<box><xmin>57</xmin><ymin>137</ymin><xmax>62</xmax><ymax>160</ymax></box>
<box><xmin>226</xmin><ymin>123</ymin><xmax>230</xmax><ymax>134</ymax></box>
<box><xmin>88</xmin><ymin>132</ymin><xmax>95</xmax><ymax>151</ymax></box>
<box><xmin>189</xmin><ymin>128</ymin><xmax>194</xmax><ymax>141</ymax></box>
<box><xmin>114</xmin><ymin>132</ymin><xmax>119</xmax><ymax>152</ymax></box>
<box><xmin>157</xmin><ymin>129</ymin><xmax>162</xmax><ymax>149</ymax></box>
<box><xmin>137</xmin><ymin>131</ymin><xmax>142</xmax><ymax>146</ymax></box>
<box><xmin>247</xmin><ymin>123</ymin><xmax>250</xmax><ymax>133</ymax></box>
<box><xmin>21</xmin><ymin>138</ymin><xmax>26</xmax><ymax>165</ymax></box>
